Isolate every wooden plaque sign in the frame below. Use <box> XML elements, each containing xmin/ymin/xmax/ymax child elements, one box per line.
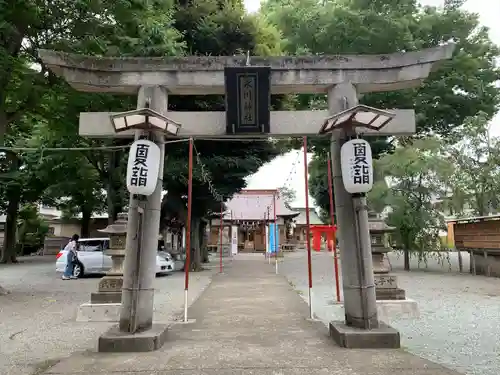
<box><xmin>224</xmin><ymin>67</ymin><xmax>271</xmax><ymax>135</ymax></box>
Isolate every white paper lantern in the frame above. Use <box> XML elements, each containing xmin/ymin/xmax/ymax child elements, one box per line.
<box><xmin>340</xmin><ymin>139</ymin><xmax>373</xmax><ymax>194</ymax></box>
<box><xmin>126</xmin><ymin>139</ymin><xmax>161</xmax><ymax>196</ymax></box>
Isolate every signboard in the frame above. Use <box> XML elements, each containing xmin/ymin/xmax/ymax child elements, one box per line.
<box><xmin>265</xmin><ymin>225</ymin><xmax>270</xmax><ymax>253</ymax></box>
<box><xmin>340</xmin><ymin>139</ymin><xmax>373</xmax><ymax>194</ymax></box>
<box><xmin>126</xmin><ymin>139</ymin><xmax>161</xmax><ymax>196</ymax></box>
<box><xmin>224</xmin><ymin>67</ymin><xmax>271</xmax><ymax>135</ymax></box>
<box><xmin>268</xmin><ymin>223</ymin><xmax>279</xmax><ymax>253</ymax></box>
<box><xmin>231</xmin><ymin>226</ymin><xmax>238</xmax><ymax>255</ymax></box>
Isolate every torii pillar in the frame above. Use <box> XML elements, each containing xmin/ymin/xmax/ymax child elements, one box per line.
<box><xmin>39</xmin><ymin>44</ymin><xmax>454</xmax><ymax>351</ymax></box>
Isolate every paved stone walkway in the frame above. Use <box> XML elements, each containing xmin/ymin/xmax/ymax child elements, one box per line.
<box><xmin>44</xmin><ymin>256</ymin><xmax>460</xmax><ymax>374</ymax></box>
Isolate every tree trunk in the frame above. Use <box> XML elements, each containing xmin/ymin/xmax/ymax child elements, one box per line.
<box><xmin>1</xmin><ymin>154</ymin><xmax>21</xmax><ymax>264</ymax></box>
<box><xmin>403</xmin><ymin>248</ymin><xmax>410</xmax><ymax>271</ymax></box>
<box><xmin>201</xmin><ymin>221</ymin><xmax>209</xmax><ymax>263</ymax></box>
<box><xmin>106</xmin><ymin>182</ymin><xmax>116</xmax><ymax>224</ymax></box>
<box><xmin>81</xmin><ymin>206</ymin><xmax>92</xmax><ymax>237</ymax></box>
<box><xmin>191</xmin><ymin>217</ymin><xmax>202</xmax><ymax>271</ymax></box>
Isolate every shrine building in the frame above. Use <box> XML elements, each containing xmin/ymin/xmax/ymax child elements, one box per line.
<box><xmin>208</xmin><ymin>189</ymin><xmax>300</xmax><ymax>252</ymax></box>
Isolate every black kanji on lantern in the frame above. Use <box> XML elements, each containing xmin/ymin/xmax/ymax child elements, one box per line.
<box><xmin>130</xmin><ymin>143</ymin><xmax>150</xmax><ymax>187</ymax></box>
<box><xmin>225</xmin><ymin>67</ymin><xmax>271</xmax><ymax>135</ymax></box>
<box><xmin>352</xmin><ymin>142</ymin><xmax>370</xmax><ymax>185</ymax></box>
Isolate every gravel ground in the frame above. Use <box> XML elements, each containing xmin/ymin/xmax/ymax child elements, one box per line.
<box><xmin>0</xmin><ymin>256</ymin><xmax>217</xmax><ymax>375</ymax></box>
<box><xmin>280</xmin><ymin>250</ymin><xmax>500</xmax><ymax>375</ymax></box>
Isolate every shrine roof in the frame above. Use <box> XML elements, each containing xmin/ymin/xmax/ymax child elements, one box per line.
<box><xmin>224</xmin><ymin>190</ymin><xmax>299</xmax><ymax>221</ymax></box>
<box><xmin>368</xmin><ymin>218</ymin><xmax>395</xmax><ymax>232</ymax></box>
<box><xmin>292</xmin><ymin>207</ymin><xmax>324</xmax><ymax>225</ymax></box>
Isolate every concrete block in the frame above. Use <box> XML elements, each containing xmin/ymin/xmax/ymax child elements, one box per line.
<box><xmin>98</xmin><ymin>324</ymin><xmax>168</xmax><ymax>352</ymax></box>
<box><xmin>376</xmin><ymin>288</ymin><xmax>406</xmax><ymax>300</ymax></box>
<box><xmin>329</xmin><ymin>321</ymin><xmax>400</xmax><ymax>349</ymax></box>
<box><xmin>76</xmin><ymin>302</ymin><xmax>120</xmax><ymax>322</ymax></box>
<box><xmin>91</xmin><ymin>291</ymin><xmax>122</xmax><ymax>304</ymax></box>
<box><xmin>328</xmin><ymin>298</ymin><xmax>419</xmax><ymax>321</ymax></box>
<box><xmin>376</xmin><ymin>299</ymin><xmax>420</xmax><ymax>321</ymax></box>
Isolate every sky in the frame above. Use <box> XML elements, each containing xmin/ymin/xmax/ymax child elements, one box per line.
<box><xmin>244</xmin><ymin>0</ymin><xmax>500</xmax><ymax>208</ymax></box>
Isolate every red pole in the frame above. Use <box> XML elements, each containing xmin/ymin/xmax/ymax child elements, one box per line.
<box><xmin>303</xmin><ymin>136</ymin><xmax>313</xmax><ymax>319</ymax></box>
<box><xmin>184</xmin><ymin>138</ymin><xmax>193</xmax><ymax>322</ymax></box>
<box><xmin>327</xmin><ymin>152</ymin><xmax>341</xmax><ymax>302</ymax></box>
<box><xmin>219</xmin><ymin>202</ymin><xmax>223</xmax><ymax>273</ymax></box>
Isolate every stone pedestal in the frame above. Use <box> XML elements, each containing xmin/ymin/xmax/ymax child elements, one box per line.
<box><xmin>90</xmin><ymin>246</ymin><xmax>126</xmax><ymax>304</ymax></box>
<box><xmin>369</xmin><ymin>217</ymin><xmax>407</xmax><ymax>301</ymax></box>
<box><xmin>77</xmin><ymin>214</ymin><xmax>128</xmax><ymax>322</ymax></box>
<box><xmin>91</xmin><ymin>275</ymin><xmax>123</xmax><ymax>303</ymax></box>
<box><xmin>329</xmin><ymin>321</ymin><xmax>400</xmax><ymax>349</ymax></box>
<box><xmin>372</xmin><ymin>250</ymin><xmax>406</xmax><ymax>300</ymax></box>
<box><xmin>372</xmin><ymin>251</ymin><xmax>406</xmax><ymax>300</ymax></box>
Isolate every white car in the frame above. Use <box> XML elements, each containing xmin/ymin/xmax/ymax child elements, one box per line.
<box><xmin>56</xmin><ymin>238</ymin><xmax>175</xmax><ymax>277</ymax></box>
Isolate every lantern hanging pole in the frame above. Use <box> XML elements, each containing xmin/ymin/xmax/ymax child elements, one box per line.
<box><xmin>303</xmin><ymin>136</ymin><xmax>314</xmax><ymax>319</ymax></box>
<box><xmin>184</xmin><ymin>137</ymin><xmax>194</xmax><ymax>323</ymax></box>
<box><xmin>327</xmin><ymin>152</ymin><xmax>341</xmax><ymax>303</ymax></box>
<box><xmin>219</xmin><ymin>202</ymin><xmax>223</xmax><ymax>273</ymax></box>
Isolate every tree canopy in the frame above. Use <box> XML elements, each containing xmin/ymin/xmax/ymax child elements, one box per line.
<box><xmin>0</xmin><ymin>0</ymin><xmax>287</xmax><ymax>270</ymax></box>
<box><xmin>261</xmin><ymin>0</ymin><xmax>500</xmax><ymax>217</ymax></box>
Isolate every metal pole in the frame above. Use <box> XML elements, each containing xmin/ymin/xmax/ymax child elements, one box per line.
<box><xmin>327</xmin><ymin>152</ymin><xmax>341</xmax><ymax>302</ymax></box>
<box><xmin>219</xmin><ymin>202</ymin><xmax>223</xmax><ymax>273</ymax></box>
<box><xmin>303</xmin><ymin>136</ymin><xmax>313</xmax><ymax>319</ymax></box>
<box><xmin>273</xmin><ymin>194</ymin><xmax>278</xmax><ymax>274</ymax></box>
<box><xmin>119</xmin><ymin>130</ymin><xmax>141</xmax><ymax>333</ymax></box>
<box><xmin>129</xmin><ymin>204</ymin><xmax>144</xmax><ymax>332</ymax></box>
<box><xmin>184</xmin><ymin>137</ymin><xmax>194</xmax><ymax>322</ymax></box>
<box><xmin>352</xmin><ymin>194</ymin><xmax>374</xmax><ymax>329</ymax></box>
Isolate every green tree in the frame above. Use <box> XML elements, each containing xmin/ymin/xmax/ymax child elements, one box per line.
<box><xmin>368</xmin><ymin>138</ymin><xmax>452</xmax><ymax>270</ymax></box>
<box><xmin>159</xmin><ymin>1</ymin><xmax>286</xmax><ymax>271</ymax></box>
<box><xmin>278</xmin><ymin>186</ymin><xmax>296</xmax><ymax>205</ymax></box>
<box><xmin>262</xmin><ymin>0</ymin><xmax>500</xmax><ymax>216</ymax></box>
<box><xmin>0</xmin><ymin>0</ymin><xmax>184</xmax><ymax>265</ymax></box>
<box><xmin>443</xmin><ymin>112</ymin><xmax>500</xmax><ymax>217</ymax></box>
<box><xmin>16</xmin><ymin>204</ymin><xmax>49</xmax><ymax>256</ymax></box>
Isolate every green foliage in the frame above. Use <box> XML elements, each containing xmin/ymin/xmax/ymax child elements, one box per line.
<box><xmin>278</xmin><ymin>186</ymin><xmax>296</xmax><ymax>205</ymax></box>
<box><xmin>161</xmin><ymin>0</ymin><xmax>287</xmax><ymax>231</ymax></box>
<box><xmin>0</xmin><ymin>0</ymin><xmax>185</xmax><ymax>262</ymax></box>
<box><xmin>442</xmin><ymin>112</ymin><xmax>500</xmax><ymax>216</ymax></box>
<box><xmin>16</xmin><ymin>204</ymin><xmax>49</xmax><ymax>255</ymax></box>
<box><xmin>261</xmin><ymin>0</ymin><xmax>500</xmax><ymax>217</ymax></box>
<box><xmin>368</xmin><ymin>138</ymin><xmax>451</xmax><ymax>260</ymax></box>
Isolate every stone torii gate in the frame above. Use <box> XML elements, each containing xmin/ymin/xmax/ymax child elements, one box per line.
<box><xmin>39</xmin><ymin>44</ymin><xmax>454</xmax><ymax>351</ymax></box>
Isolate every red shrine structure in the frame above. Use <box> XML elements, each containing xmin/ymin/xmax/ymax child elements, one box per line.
<box><xmin>310</xmin><ymin>224</ymin><xmax>337</xmax><ymax>252</ymax></box>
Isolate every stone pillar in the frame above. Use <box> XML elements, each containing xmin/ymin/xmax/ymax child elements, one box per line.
<box><xmin>327</xmin><ymin>83</ymin><xmax>379</xmax><ymax>329</ymax></box>
<box><xmin>119</xmin><ymin>86</ymin><xmax>166</xmax><ymax>333</ymax></box>
<box><xmin>90</xmin><ymin>213</ymin><xmax>128</xmax><ymax>304</ymax></box>
<box><xmin>173</xmin><ymin>233</ymin><xmax>178</xmax><ymax>251</ymax></box>
<box><xmin>328</xmin><ymin>83</ymin><xmax>400</xmax><ymax>349</ymax></box>
<box><xmin>98</xmin><ymin>86</ymin><xmax>169</xmax><ymax>353</ymax></box>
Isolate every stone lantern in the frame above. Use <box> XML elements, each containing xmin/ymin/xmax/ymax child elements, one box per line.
<box><xmin>368</xmin><ymin>214</ymin><xmax>406</xmax><ymax>300</ymax></box>
<box><xmin>90</xmin><ymin>213</ymin><xmax>128</xmax><ymax>304</ymax></box>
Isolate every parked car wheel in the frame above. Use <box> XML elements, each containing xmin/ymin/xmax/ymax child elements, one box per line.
<box><xmin>73</xmin><ymin>262</ymin><xmax>84</xmax><ymax>278</ymax></box>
